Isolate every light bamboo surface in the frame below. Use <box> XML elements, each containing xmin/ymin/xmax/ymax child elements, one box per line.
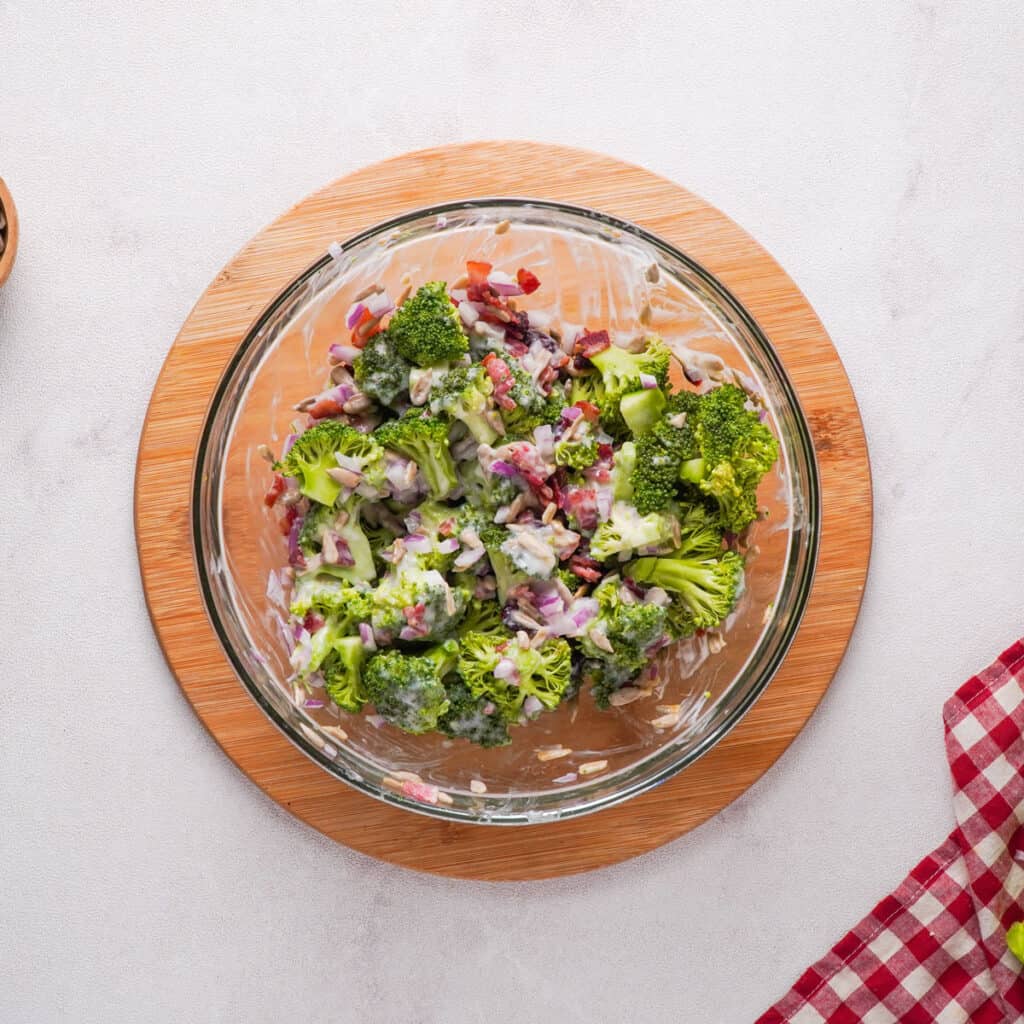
<box><xmin>135</xmin><ymin>142</ymin><xmax>872</xmax><ymax>880</ymax></box>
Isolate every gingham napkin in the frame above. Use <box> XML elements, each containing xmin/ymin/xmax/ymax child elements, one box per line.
<box><xmin>759</xmin><ymin>640</ymin><xmax>1024</xmax><ymax>1023</ymax></box>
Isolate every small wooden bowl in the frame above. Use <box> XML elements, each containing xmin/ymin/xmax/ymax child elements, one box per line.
<box><xmin>0</xmin><ymin>177</ymin><xmax>19</xmax><ymax>287</ymax></box>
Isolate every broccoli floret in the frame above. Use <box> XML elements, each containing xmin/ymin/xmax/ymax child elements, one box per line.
<box><xmin>353</xmin><ymin>330</ymin><xmax>412</xmax><ymax>406</ymax></box>
<box><xmin>458</xmin><ymin>631</ymin><xmax>572</xmax><ymax>716</ymax></box>
<box><xmin>459</xmin><ymin>597</ymin><xmax>505</xmax><ymax>635</ymax></box>
<box><xmin>289</xmin><ymin>572</ymin><xmax>373</xmax><ymax>625</ymax></box>
<box><xmin>501</xmin><ymin>362</ymin><xmax>562</xmax><ymax>437</ymax></box>
<box><xmin>374</xmin><ymin>412</ymin><xmax>458</xmax><ymax>499</ymax></box>
<box><xmin>363</xmin><ymin>641</ymin><xmax>458</xmax><ymax>734</ymax></box>
<box><xmin>296</xmin><ymin>500</ymin><xmax>376</xmax><ymax>582</ymax></box>
<box><xmin>555</xmin><ymin>567</ymin><xmax>581</xmax><ymax>593</ymax></box>
<box><xmin>683</xmin><ymin>384</ymin><xmax>780</xmax><ymax>532</ymax></box>
<box><xmin>577</xmin><ymin>578</ymin><xmax>669</xmax><ymax>693</ymax></box>
<box><xmin>371</xmin><ymin>554</ymin><xmax>467</xmax><ymax>643</ymax></box>
<box><xmin>459</xmin><ymin>460</ymin><xmax>520</xmax><ymax>511</ymax></box>
<box><xmin>589</xmin><ymin>334</ymin><xmax>671</xmax><ymax>397</ymax></box>
<box><xmin>625</xmin><ymin>549</ymin><xmax>743</xmax><ymax>634</ymax></box>
<box><xmin>275</xmin><ymin>421</ymin><xmax>358</xmax><ymax>506</ymax></box>
<box><xmin>585</xmin><ymin>658</ymin><xmax>644</xmax><ymax>710</ymax></box>
<box><xmin>387</xmin><ymin>281</ymin><xmax>469</xmax><ymax>367</ymax></box>
<box><xmin>675</xmin><ymin>503</ymin><xmax>726</xmax><ymax>559</ymax></box>
<box><xmin>430</xmin><ymin>365</ymin><xmax>499</xmax><ymax>444</ymax></box>
<box><xmin>631</xmin><ymin>400</ymin><xmax>701</xmax><ymax>514</ymax></box>
<box><xmin>589</xmin><ymin>501</ymin><xmax>680</xmax><ymax>561</ymax></box>
<box><xmin>554</xmin><ymin>436</ymin><xmax>598</xmax><ymax>470</ymax></box>
<box><xmin>437</xmin><ymin>679</ymin><xmax>513</xmax><ymax>747</ymax></box>
<box><xmin>619</xmin><ymin>387</ymin><xmax>667</xmax><ymax>436</ymax></box>
<box><xmin>478</xmin><ymin>524</ymin><xmax>528</xmax><ymax>603</ymax></box>
<box><xmin>321</xmin><ymin>635</ymin><xmax>368</xmax><ymax>712</ymax></box>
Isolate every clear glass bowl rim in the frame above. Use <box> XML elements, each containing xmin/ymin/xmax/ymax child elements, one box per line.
<box><xmin>192</xmin><ymin>196</ymin><xmax>821</xmax><ymax>825</ymax></box>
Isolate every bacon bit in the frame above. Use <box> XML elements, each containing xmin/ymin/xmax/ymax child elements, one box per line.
<box><xmin>569</xmin><ymin>553</ymin><xmax>602</xmax><ymax>581</ymax></box>
<box><xmin>573</xmin><ymin>400</ymin><xmax>601</xmax><ymax>423</ymax></box>
<box><xmin>522</xmin><ymin>471</ymin><xmax>554</xmax><ymax>504</ymax></box>
<box><xmin>438</xmin><ymin>518</ymin><xmax>456</xmax><ymax>537</ymax></box>
<box><xmin>264</xmin><ymin>473</ymin><xmax>286</xmax><ymax>507</ymax></box>
<box><xmin>303</xmin><ymin>612</ymin><xmax>325</xmax><ymax>634</ymax></box>
<box><xmin>466</xmin><ymin>260</ymin><xmax>492</xmax><ymax>287</ymax></box>
<box><xmin>495</xmin><ymin>640</ymin><xmax>510</xmax><ymax>654</ymax></box>
<box><xmin>483</xmin><ymin>353</ymin><xmax>518</xmax><ymax>410</ymax></box>
<box><xmin>538</xmin><ymin>363</ymin><xmax>560</xmax><ymax>390</ymax></box>
<box><xmin>279</xmin><ymin>505</ymin><xmax>299</xmax><ymax>536</ymax></box>
<box><xmin>561</xmin><ymin>488</ymin><xmax>598</xmax><ymax>531</ymax></box>
<box><xmin>516</xmin><ymin>267</ymin><xmax>541</xmax><ymax>294</ymax></box>
<box><xmin>403</xmin><ymin>603</ymin><xmax>427</xmax><ymax>627</ymax></box>
<box><xmin>351</xmin><ymin>306</ymin><xmax>382</xmax><ymax>345</ymax></box>
<box><xmin>307</xmin><ymin>397</ymin><xmax>344</xmax><ymax>420</ymax></box>
<box><xmin>574</xmin><ymin>329</ymin><xmax>611</xmax><ymax>360</ymax></box>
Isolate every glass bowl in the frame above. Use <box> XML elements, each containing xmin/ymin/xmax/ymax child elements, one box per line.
<box><xmin>193</xmin><ymin>199</ymin><xmax>819</xmax><ymax>825</ymax></box>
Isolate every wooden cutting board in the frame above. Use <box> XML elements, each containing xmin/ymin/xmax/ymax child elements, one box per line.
<box><xmin>135</xmin><ymin>142</ymin><xmax>871</xmax><ymax>880</ymax></box>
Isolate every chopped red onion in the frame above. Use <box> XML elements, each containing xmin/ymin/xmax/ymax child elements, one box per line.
<box><xmin>644</xmin><ymin>586</ymin><xmax>672</xmax><ymax>607</ymax></box>
<box><xmin>489</xmin><ymin>459</ymin><xmax>518</xmax><ymax>478</ymax></box>
<box><xmin>522</xmin><ymin>695</ymin><xmax>543</xmax><ymax>717</ymax></box>
<box><xmin>493</xmin><ymin>658</ymin><xmax>519</xmax><ymax>683</ymax></box>
<box><xmin>266</xmin><ymin>570</ymin><xmax>285</xmax><ymax>606</ymax></box>
<box><xmin>449</xmin><ymin>287</ymin><xmax>468</xmax><ymax>303</ymax></box>
<box><xmin>345</xmin><ymin>302</ymin><xmax>366</xmax><ymax>329</ymax></box>
<box><xmin>684</xmin><ymin>367</ymin><xmax>703</xmax><ymax>385</ymax></box>
<box><xmin>639</xmin><ymin>372</ymin><xmax>658</xmax><ymax>390</ymax></box>
<box><xmin>561</xmin><ymin>405</ymin><xmax>583</xmax><ymax>423</ymax></box>
<box><xmin>571</xmin><ymin>599</ymin><xmax>599</xmax><ymax>629</ymax></box>
<box><xmin>487</xmin><ymin>270</ymin><xmax>524</xmax><ymax>296</ymax></box>
<box><xmin>402</xmin><ymin>533</ymin><xmax>430</xmax><ymax>553</ymax></box>
<box><xmin>454</xmin><ymin>546</ymin><xmax>486</xmax><ymax>571</ymax></box>
<box><xmin>282</xmin><ymin>433</ymin><xmax>299</xmax><ymax>458</ymax></box>
<box><xmin>533</xmin><ymin>424</ymin><xmax>554</xmax><ymax>459</ymax></box>
<box><xmin>438</xmin><ymin>537</ymin><xmax>460</xmax><ymax>554</ymax></box>
<box><xmin>287</xmin><ymin>517</ymin><xmax>305</xmax><ymax>567</ymax></box>
<box><xmin>329</xmin><ymin>343</ymin><xmax>362</xmax><ymax>365</ymax></box>
<box><xmin>553</xmin><ymin>772</ymin><xmax>578</xmax><ymax>784</ymax></box>
<box><xmin>758</xmin><ymin>408</ymin><xmax>769</xmax><ymax>423</ymax></box>
<box><xmin>366</xmin><ymin>714</ymin><xmax>385</xmax><ymax>728</ymax></box>
<box><xmin>304</xmin><ymin>698</ymin><xmax>325</xmax><ymax>709</ymax></box>
<box><xmin>358</xmin><ymin>622</ymin><xmax>377</xmax><ymax>651</ymax></box>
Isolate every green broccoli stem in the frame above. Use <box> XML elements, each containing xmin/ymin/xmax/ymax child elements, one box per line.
<box><xmin>620</xmin><ymin>388</ymin><xmax>666</xmax><ymax>436</ymax></box>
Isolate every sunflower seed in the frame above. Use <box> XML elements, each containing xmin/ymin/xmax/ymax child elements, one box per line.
<box><xmin>256</xmin><ymin>443</ymin><xmax>275</xmax><ymax>464</ymax></box>
<box><xmin>353</xmin><ymin>282</ymin><xmax>384</xmax><ymax>302</ymax></box>
<box><xmin>494</xmin><ymin>219</ymin><xmax>511</xmax><ymax>234</ymax></box>
<box><xmin>578</xmin><ymin>760</ymin><xmax>608</xmax><ymax>776</ymax></box>
<box><xmin>645</xmin><ymin>263</ymin><xmax>660</xmax><ymax>283</ymax></box>
<box><xmin>587</xmin><ymin>629</ymin><xmax>614</xmax><ymax>654</ymax></box>
<box><xmin>469</xmin><ymin>779</ymin><xmax>487</xmax><ymax>794</ymax></box>
<box><xmin>608</xmin><ymin>687</ymin><xmax>647</xmax><ymax>707</ymax></box>
<box><xmin>536</xmin><ymin>746</ymin><xmax>572</xmax><ymax>762</ymax></box>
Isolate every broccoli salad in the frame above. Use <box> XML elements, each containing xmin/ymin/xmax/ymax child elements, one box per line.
<box><xmin>262</xmin><ymin>256</ymin><xmax>779</xmax><ymax>750</ymax></box>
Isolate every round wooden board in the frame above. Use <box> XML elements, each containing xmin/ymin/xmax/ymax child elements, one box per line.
<box><xmin>135</xmin><ymin>142</ymin><xmax>871</xmax><ymax>881</ymax></box>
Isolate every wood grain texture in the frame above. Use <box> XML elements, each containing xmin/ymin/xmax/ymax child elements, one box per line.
<box><xmin>0</xmin><ymin>177</ymin><xmax>18</xmax><ymax>286</ymax></box>
<box><xmin>135</xmin><ymin>142</ymin><xmax>872</xmax><ymax>880</ymax></box>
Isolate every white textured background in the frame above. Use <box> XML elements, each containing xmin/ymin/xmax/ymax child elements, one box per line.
<box><xmin>2</xmin><ymin>2</ymin><xmax>1023</xmax><ymax>1021</ymax></box>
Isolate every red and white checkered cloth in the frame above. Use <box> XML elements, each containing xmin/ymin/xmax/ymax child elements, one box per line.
<box><xmin>759</xmin><ymin>640</ymin><xmax>1024</xmax><ymax>1023</ymax></box>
